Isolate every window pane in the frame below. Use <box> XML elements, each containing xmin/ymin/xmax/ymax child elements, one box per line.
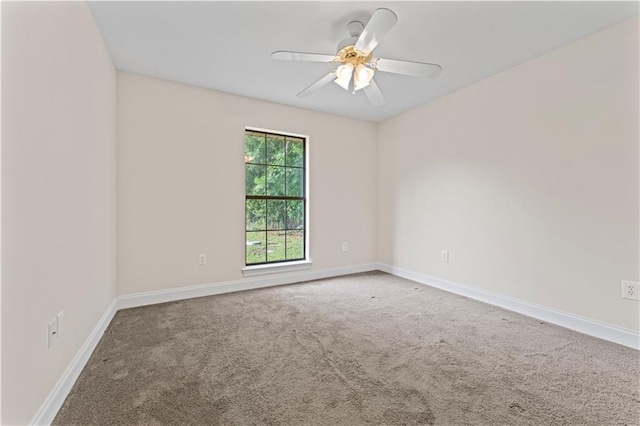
<box><xmin>267</xmin><ymin>166</ymin><xmax>285</xmax><ymax>196</ymax></box>
<box><xmin>266</xmin><ymin>135</ymin><xmax>285</xmax><ymax>165</ymax></box>
<box><xmin>245</xmin><ymin>132</ymin><xmax>266</xmax><ymax>164</ymax></box>
<box><xmin>285</xmin><ymin>168</ymin><xmax>303</xmax><ymax>197</ymax></box>
<box><xmin>267</xmin><ymin>199</ymin><xmax>286</xmax><ymax>230</ymax></box>
<box><xmin>245</xmin><ymin>164</ymin><xmax>266</xmax><ymax>195</ymax></box>
<box><xmin>245</xmin><ymin>130</ymin><xmax>306</xmax><ymax>266</ymax></box>
<box><xmin>286</xmin><ymin>231</ymin><xmax>304</xmax><ymax>260</ymax></box>
<box><xmin>245</xmin><ymin>199</ymin><xmax>265</xmax><ymax>231</ymax></box>
<box><xmin>246</xmin><ymin>231</ymin><xmax>266</xmax><ymax>264</ymax></box>
<box><xmin>286</xmin><ymin>200</ymin><xmax>304</xmax><ymax>230</ymax></box>
<box><xmin>286</xmin><ymin>138</ymin><xmax>303</xmax><ymax>167</ymax></box>
<box><xmin>267</xmin><ymin>231</ymin><xmax>286</xmax><ymax>262</ymax></box>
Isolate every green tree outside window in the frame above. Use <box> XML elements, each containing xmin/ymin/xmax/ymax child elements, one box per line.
<box><xmin>245</xmin><ymin>130</ymin><xmax>305</xmax><ymax>265</ymax></box>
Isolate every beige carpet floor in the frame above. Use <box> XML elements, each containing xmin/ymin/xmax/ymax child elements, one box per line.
<box><xmin>54</xmin><ymin>272</ymin><xmax>639</xmax><ymax>425</ymax></box>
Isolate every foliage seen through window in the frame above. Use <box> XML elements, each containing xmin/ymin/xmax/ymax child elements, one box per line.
<box><xmin>245</xmin><ymin>130</ymin><xmax>305</xmax><ymax>265</ymax></box>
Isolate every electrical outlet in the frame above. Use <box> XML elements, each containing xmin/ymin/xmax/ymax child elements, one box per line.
<box><xmin>198</xmin><ymin>254</ymin><xmax>206</xmax><ymax>265</ymax></box>
<box><xmin>441</xmin><ymin>250</ymin><xmax>449</xmax><ymax>263</ymax></box>
<box><xmin>342</xmin><ymin>242</ymin><xmax>349</xmax><ymax>252</ymax></box>
<box><xmin>48</xmin><ymin>319</ymin><xmax>58</xmax><ymax>348</ymax></box>
<box><xmin>622</xmin><ymin>281</ymin><xmax>639</xmax><ymax>301</ymax></box>
<box><xmin>57</xmin><ymin>311</ymin><xmax>64</xmax><ymax>337</ymax></box>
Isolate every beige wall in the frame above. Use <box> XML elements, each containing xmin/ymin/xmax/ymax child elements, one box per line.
<box><xmin>1</xmin><ymin>5</ymin><xmax>637</xmax><ymax>423</ymax></box>
<box><xmin>378</xmin><ymin>17</ymin><xmax>640</xmax><ymax>331</ymax></box>
<box><xmin>1</xmin><ymin>2</ymin><xmax>116</xmax><ymax>424</ymax></box>
<box><xmin>117</xmin><ymin>72</ymin><xmax>377</xmax><ymax>295</ymax></box>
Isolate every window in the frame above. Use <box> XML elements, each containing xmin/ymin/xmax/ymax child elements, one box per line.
<box><xmin>245</xmin><ymin>129</ymin><xmax>306</xmax><ymax>266</ymax></box>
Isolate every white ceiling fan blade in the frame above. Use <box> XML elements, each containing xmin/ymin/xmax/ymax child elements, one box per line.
<box><xmin>363</xmin><ymin>79</ymin><xmax>385</xmax><ymax>106</ymax></box>
<box><xmin>354</xmin><ymin>8</ymin><xmax>398</xmax><ymax>55</ymax></box>
<box><xmin>297</xmin><ymin>71</ymin><xmax>337</xmax><ymax>97</ymax></box>
<box><xmin>272</xmin><ymin>51</ymin><xmax>337</xmax><ymax>63</ymax></box>
<box><xmin>373</xmin><ymin>58</ymin><xmax>442</xmax><ymax>78</ymax></box>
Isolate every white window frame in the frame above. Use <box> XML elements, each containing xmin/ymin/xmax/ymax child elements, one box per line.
<box><xmin>242</xmin><ymin>126</ymin><xmax>311</xmax><ymax>276</ymax></box>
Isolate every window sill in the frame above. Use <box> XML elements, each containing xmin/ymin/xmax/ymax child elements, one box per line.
<box><xmin>242</xmin><ymin>260</ymin><xmax>313</xmax><ymax>277</ymax></box>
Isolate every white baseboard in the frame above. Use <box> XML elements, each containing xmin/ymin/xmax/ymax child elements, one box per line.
<box><xmin>116</xmin><ymin>263</ymin><xmax>378</xmax><ymax>310</ymax></box>
<box><xmin>29</xmin><ymin>299</ymin><xmax>118</xmax><ymax>426</ymax></box>
<box><xmin>30</xmin><ymin>261</ymin><xmax>637</xmax><ymax>425</ymax></box>
<box><xmin>377</xmin><ymin>262</ymin><xmax>640</xmax><ymax>350</ymax></box>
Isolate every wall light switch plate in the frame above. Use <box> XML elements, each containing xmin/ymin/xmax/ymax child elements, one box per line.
<box><xmin>48</xmin><ymin>320</ymin><xmax>58</xmax><ymax>348</ymax></box>
<box><xmin>441</xmin><ymin>250</ymin><xmax>449</xmax><ymax>263</ymax></box>
<box><xmin>342</xmin><ymin>242</ymin><xmax>348</xmax><ymax>252</ymax></box>
<box><xmin>622</xmin><ymin>281</ymin><xmax>639</xmax><ymax>301</ymax></box>
<box><xmin>198</xmin><ymin>254</ymin><xmax>206</xmax><ymax>265</ymax></box>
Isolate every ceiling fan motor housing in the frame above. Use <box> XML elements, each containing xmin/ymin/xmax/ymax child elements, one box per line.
<box><xmin>336</xmin><ymin>21</ymin><xmax>371</xmax><ymax>65</ymax></box>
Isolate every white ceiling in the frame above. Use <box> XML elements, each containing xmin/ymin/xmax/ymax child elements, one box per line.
<box><xmin>87</xmin><ymin>1</ymin><xmax>638</xmax><ymax>122</ymax></box>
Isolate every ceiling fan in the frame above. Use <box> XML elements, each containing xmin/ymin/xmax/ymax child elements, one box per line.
<box><xmin>271</xmin><ymin>8</ymin><xmax>442</xmax><ymax>106</ymax></box>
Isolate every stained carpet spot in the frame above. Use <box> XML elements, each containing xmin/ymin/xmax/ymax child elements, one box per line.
<box><xmin>510</xmin><ymin>402</ymin><xmax>526</xmax><ymax>412</ymax></box>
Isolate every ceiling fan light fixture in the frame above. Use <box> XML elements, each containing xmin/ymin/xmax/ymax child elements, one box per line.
<box><xmin>353</xmin><ymin>64</ymin><xmax>374</xmax><ymax>91</ymax></box>
<box><xmin>274</xmin><ymin>8</ymin><xmax>441</xmax><ymax>106</ymax></box>
<box><xmin>334</xmin><ymin>63</ymin><xmax>354</xmax><ymax>90</ymax></box>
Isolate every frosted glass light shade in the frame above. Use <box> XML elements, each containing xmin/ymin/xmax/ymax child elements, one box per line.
<box><xmin>354</xmin><ymin>64</ymin><xmax>374</xmax><ymax>91</ymax></box>
<box><xmin>334</xmin><ymin>63</ymin><xmax>354</xmax><ymax>90</ymax></box>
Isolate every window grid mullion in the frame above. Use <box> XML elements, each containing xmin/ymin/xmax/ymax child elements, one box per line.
<box><xmin>245</xmin><ymin>129</ymin><xmax>305</xmax><ymax>266</ymax></box>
